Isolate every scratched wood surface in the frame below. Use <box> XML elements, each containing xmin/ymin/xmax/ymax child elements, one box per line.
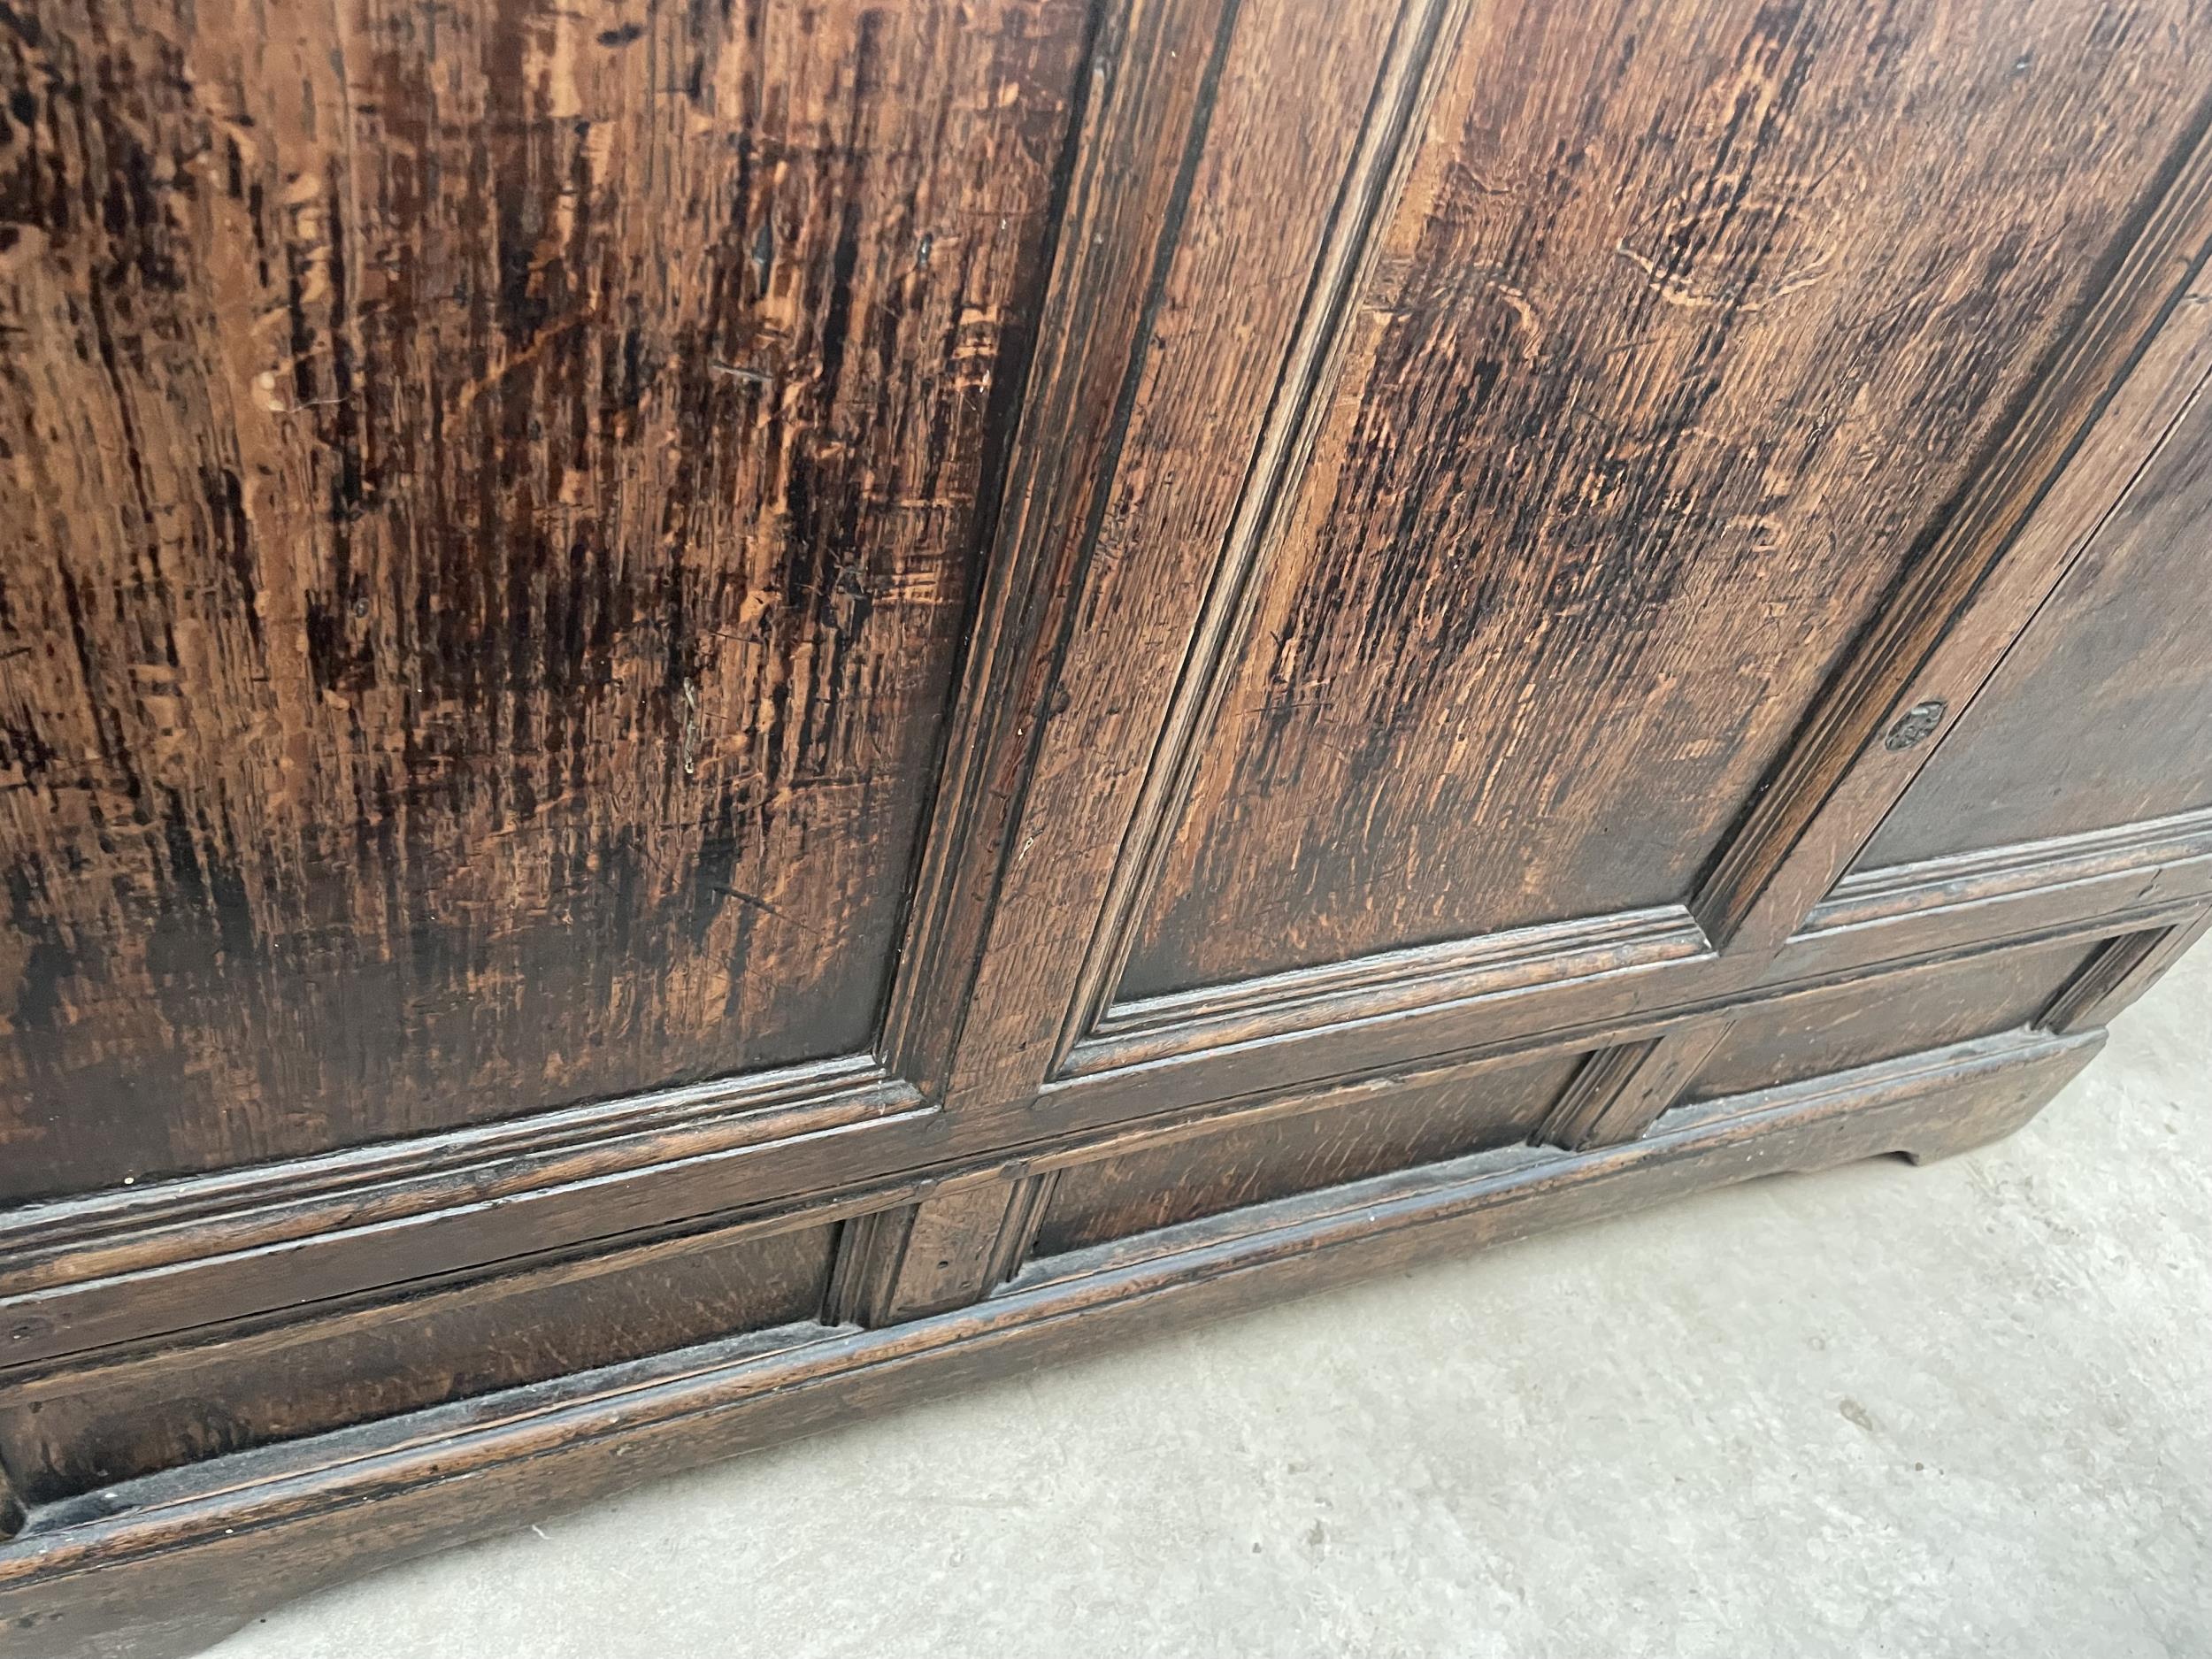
<box><xmin>935</xmin><ymin>0</ymin><xmax>1425</xmax><ymax>1114</ymax></box>
<box><xmin>1118</xmin><ymin>0</ymin><xmax>2210</xmax><ymax>1002</ymax></box>
<box><xmin>1030</xmin><ymin>1048</ymin><xmax>1578</xmax><ymax>1255</ymax></box>
<box><xmin>0</xmin><ymin>0</ymin><xmax>1085</xmax><ymax>1201</ymax></box>
<box><xmin>0</xmin><ymin>1216</ymin><xmax>837</xmax><ymax>1502</ymax></box>
<box><xmin>1678</xmin><ymin>933</ymin><xmax>2098</xmax><ymax>1102</ymax></box>
<box><xmin>1857</xmin><ymin>358</ymin><xmax>2212</xmax><ymax>869</ymax></box>
<box><xmin>9</xmin><ymin>1</ymin><xmax>2212</xmax><ymax>1645</ymax></box>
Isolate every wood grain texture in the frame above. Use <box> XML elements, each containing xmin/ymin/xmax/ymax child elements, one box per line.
<box><xmin>1030</xmin><ymin>896</ymin><xmax>2190</xmax><ymax>1146</ymax></box>
<box><xmin>0</xmin><ymin>1078</ymin><xmax>929</xmax><ymax>1372</ymax></box>
<box><xmin>4</xmin><ymin>803</ymin><xmax>2187</xmax><ymax>1380</ymax></box>
<box><xmin>4</xmin><ymin>1</ymin><xmax>2212</xmax><ymax>1643</ymax></box>
<box><xmin>1857</xmin><ymin>340</ymin><xmax>2212</xmax><ymax>866</ymax></box>
<box><xmin>1809</xmin><ymin>807</ymin><xmax>2212</xmax><ymax>936</ymax></box>
<box><xmin>1770</xmin><ymin>817</ymin><xmax>2212</xmax><ymax>995</ymax></box>
<box><xmin>826</xmin><ymin>1176</ymin><xmax>1034</xmax><ymax>1325</ymax></box>
<box><xmin>0</xmin><ymin>1219</ymin><xmax>838</xmax><ymax>1503</ymax></box>
<box><xmin>1068</xmin><ymin>902</ymin><xmax>1706</xmax><ymax>1077</ymax></box>
<box><xmin>0</xmin><ymin>1055</ymin><xmax>908</xmax><ymax>1286</ymax></box>
<box><xmin>878</xmin><ymin>0</ymin><xmax>1234</xmax><ymax>1098</ymax></box>
<box><xmin>1694</xmin><ymin>127</ymin><xmax>2212</xmax><ymax>956</ymax></box>
<box><xmin>1119</xmin><ymin>0</ymin><xmax>2211</xmax><ymax>1000</ymax></box>
<box><xmin>975</xmin><ymin>129</ymin><xmax>2212</xmax><ymax>1132</ymax></box>
<box><xmin>0</xmin><ymin>0</ymin><xmax>1087</xmax><ymax>1201</ymax></box>
<box><xmin>1538</xmin><ymin>1020</ymin><xmax>1732</xmax><ymax>1151</ymax></box>
<box><xmin>2038</xmin><ymin>912</ymin><xmax>2212</xmax><ymax>1034</ymax></box>
<box><xmin>1683</xmin><ymin>934</ymin><xmax>2095</xmax><ymax>1103</ymax></box>
<box><xmin>1031</xmin><ymin>1048</ymin><xmax>1577</xmax><ymax>1253</ymax></box>
<box><xmin>0</xmin><ymin>1022</ymin><xmax>2102</xmax><ymax>1659</ymax></box>
<box><xmin>936</xmin><ymin>0</ymin><xmax>1449</xmax><ymax>1115</ymax></box>
<box><xmin>0</xmin><ymin>884</ymin><xmax>2142</xmax><ymax>1380</ymax></box>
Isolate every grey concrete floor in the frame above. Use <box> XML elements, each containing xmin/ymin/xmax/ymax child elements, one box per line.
<box><xmin>212</xmin><ymin>950</ymin><xmax>2212</xmax><ymax>1659</ymax></box>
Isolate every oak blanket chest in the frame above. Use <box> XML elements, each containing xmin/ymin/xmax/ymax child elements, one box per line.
<box><xmin>3</xmin><ymin>0</ymin><xmax>2210</xmax><ymax>1650</ymax></box>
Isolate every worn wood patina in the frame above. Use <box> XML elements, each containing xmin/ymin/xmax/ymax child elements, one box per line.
<box><xmin>3</xmin><ymin>1</ymin><xmax>2209</xmax><ymax>1651</ymax></box>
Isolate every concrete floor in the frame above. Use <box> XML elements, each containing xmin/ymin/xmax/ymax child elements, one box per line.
<box><xmin>212</xmin><ymin>949</ymin><xmax>2211</xmax><ymax>1659</ymax></box>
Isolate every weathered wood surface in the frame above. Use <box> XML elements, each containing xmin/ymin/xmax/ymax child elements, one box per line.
<box><xmin>3</xmin><ymin>1</ymin><xmax>2212</xmax><ymax>1651</ymax></box>
<box><xmin>1860</xmin><ymin>338</ymin><xmax>2212</xmax><ymax>867</ymax></box>
<box><xmin>932</xmin><ymin>0</ymin><xmax>1432</xmax><ymax>1113</ymax></box>
<box><xmin>0</xmin><ymin>1017</ymin><xmax>2112</xmax><ymax>1659</ymax></box>
<box><xmin>1031</xmin><ymin>1047</ymin><xmax>1577</xmax><ymax>1253</ymax></box>
<box><xmin>1678</xmin><ymin>933</ymin><xmax>2097</xmax><ymax>1102</ymax></box>
<box><xmin>1120</xmin><ymin>0</ymin><xmax>2210</xmax><ymax>998</ymax></box>
<box><xmin>0</xmin><ymin>1217</ymin><xmax>837</xmax><ymax>1502</ymax></box>
<box><xmin>0</xmin><ymin>0</ymin><xmax>1087</xmax><ymax>1200</ymax></box>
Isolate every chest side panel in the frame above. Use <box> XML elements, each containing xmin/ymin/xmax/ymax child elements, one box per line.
<box><xmin>1855</xmin><ymin>378</ymin><xmax>2212</xmax><ymax>870</ymax></box>
<box><xmin>1118</xmin><ymin>0</ymin><xmax>2208</xmax><ymax>1003</ymax></box>
<box><xmin>0</xmin><ymin>0</ymin><xmax>1087</xmax><ymax>1200</ymax></box>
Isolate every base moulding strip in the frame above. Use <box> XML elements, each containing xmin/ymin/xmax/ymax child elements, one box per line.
<box><xmin>0</xmin><ymin>1024</ymin><xmax>2100</xmax><ymax>1659</ymax></box>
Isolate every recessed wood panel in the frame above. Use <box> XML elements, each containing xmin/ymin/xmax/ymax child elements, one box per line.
<box><xmin>0</xmin><ymin>0</ymin><xmax>1086</xmax><ymax>1200</ymax></box>
<box><xmin>1117</xmin><ymin>0</ymin><xmax>2208</xmax><ymax>1002</ymax></box>
<box><xmin>1032</xmin><ymin>1051</ymin><xmax>1578</xmax><ymax>1255</ymax></box>
<box><xmin>1683</xmin><ymin>936</ymin><xmax>2096</xmax><ymax>1104</ymax></box>
<box><xmin>0</xmin><ymin>1217</ymin><xmax>838</xmax><ymax>1504</ymax></box>
<box><xmin>1855</xmin><ymin>376</ymin><xmax>2212</xmax><ymax>871</ymax></box>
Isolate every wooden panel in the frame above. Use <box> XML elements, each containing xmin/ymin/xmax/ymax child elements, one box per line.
<box><xmin>1116</xmin><ymin>0</ymin><xmax>2209</xmax><ymax>1002</ymax></box>
<box><xmin>1857</xmin><ymin>373</ymin><xmax>2212</xmax><ymax>869</ymax></box>
<box><xmin>1697</xmin><ymin>216</ymin><xmax>2212</xmax><ymax>961</ymax></box>
<box><xmin>0</xmin><ymin>0</ymin><xmax>1087</xmax><ymax>1201</ymax></box>
<box><xmin>930</xmin><ymin>0</ymin><xmax>1442</xmax><ymax>1117</ymax></box>
<box><xmin>0</xmin><ymin>1027</ymin><xmax>2102</xmax><ymax>1659</ymax></box>
<box><xmin>0</xmin><ymin>1064</ymin><xmax>928</xmax><ymax>1374</ymax></box>
<box><xmin>0</xmin><ymin>1218</ymin><xmax>838</xmax><ymax>1504</ymax></box>
<box><xmin>1539</xmin><ymin>1018</ymin><xmax>1734</xmax><ymax>1150</ymax></box>
<box><xmin>1032</xmin><ymin>1050</ymin><xmax>1577</xmax><ymax>1254</ymax></box>
<box><xmin>826</xmin><ymin>1178</ymin><xmax>1038</xmax><ymax>1326</ymax></box>
<box><xmin>1683</xmin><ymin>936</ymin><xmax>2096</xmax><ymax>1104</ymax></box>
<box><xmin>965</xmin><ymin>111</ymin><xmax>2212</xmax><ymax>1128</ymax></box>
<box><xmin>2039</xmin><ymin>914</ymin><xmax>2212</xmax><ymax>1034</ymax></box>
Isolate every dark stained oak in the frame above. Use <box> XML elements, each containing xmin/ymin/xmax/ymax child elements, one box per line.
<box><xmin>2039</xmin><ymin>916</ymin><xmax>2212</xmax><ymax>1036</ymax></box>
<box><xmin>1858</xmin><ymin>347</ymin><xmax>2212</xmax><ymax>866</ymax></box>
<box><xmin>3</xmin><ymin>0</ymin><xmax>2211</xmax><ymax>1651</ymax></box>
<box><xmin>1031</xmin><ymin>1048</ymin><xmax>1578</xmax><ymax>1253</ymax></box>
<box><xmin>1678</xmin><ymin>934</ymin><xmax>2098</xmax><ymax>1104</ymax></box>
<box><xmin>0</xmin><ymin>0</ymin><xmax>1088</xmax><ymax>1200</ymax></box>
<box><xmin>0</xmin><ymin>1219</ymin><xmax>838</xmax><ymax>1503</ymax></box>
<box><xmin>938</xmin><ymin>0</ymin><xmax>1443</xmax><ymax>1115</ymax></box>
<box><xmin>1120</xmin><ymin>0</ymin><xmax>2209</xmax><ymax>1000</ymax></box>
<box><xmin>0</xmin><ymin>1020</ymin><xmax>2117</xmax><ymax>1659</ymax></box>
<box><xmin>1538</xmin><ymin>1020</ymin><xmax>1733</xmax><ymax>1152</ymax></box>
<box><xmin>932</xmin><ymin>0</ymin><xmax>2212</xmax><ymax>1150</ymax></box>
